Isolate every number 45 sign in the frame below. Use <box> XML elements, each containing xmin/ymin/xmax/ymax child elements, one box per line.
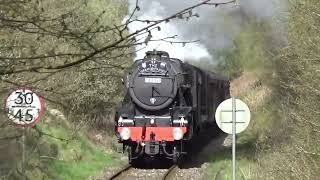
<box><xmin>5</xmin><ymin>88</ymin><xmax>44</xmax><ymax>127</ymax></box>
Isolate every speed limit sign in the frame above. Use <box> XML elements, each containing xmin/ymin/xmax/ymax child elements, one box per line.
<box><xmin>5</xmin><ymin>88</ymin><xmax>44</xmax><ymax>127</ymax></box>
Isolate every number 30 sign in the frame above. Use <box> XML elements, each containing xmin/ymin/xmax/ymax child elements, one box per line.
<box><xmin>5</xmin><ymin>88</ymin><xmax>44</xmax><ymax>127</ymax></box>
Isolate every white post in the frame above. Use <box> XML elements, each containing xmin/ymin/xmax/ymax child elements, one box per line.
<box><xmin>22</xmin><ymin>127</ymin><xmax>26</xmax><ymax>180</ymax></box>
<box><xmin>232</xmin><ymin>97</ymin><xmax>236</xmax><ymax>180</ymax></box>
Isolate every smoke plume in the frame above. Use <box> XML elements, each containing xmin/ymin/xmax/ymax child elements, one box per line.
<box><xmin>126</xmin><ymin>0</ymin><xmax>286</xmax><ymax>61</ymax></box>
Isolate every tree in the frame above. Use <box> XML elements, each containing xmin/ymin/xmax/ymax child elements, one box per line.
<box><xmin>0</xmin><ymin>0</ymin><xmax>237</xmax><ymax>179</ymax></box>
<box><xmin>0</xmin><ymin>0</ymin><xmax>236</xmax><ymax>117</ymax></box>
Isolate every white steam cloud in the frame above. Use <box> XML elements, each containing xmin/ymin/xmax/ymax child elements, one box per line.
<box><xmin>125</xmin><ymin>0</ymin><xmax>286</xmax><ymax>61</ymax></box>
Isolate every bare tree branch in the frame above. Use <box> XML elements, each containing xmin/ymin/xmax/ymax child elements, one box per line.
<box><xmin>0</xmin><ymin>0</ymin><xmax>236</xmax><ymax>76</ymax></box>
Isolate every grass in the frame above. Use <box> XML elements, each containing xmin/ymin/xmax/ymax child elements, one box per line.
<box><xmin>28</xmin><ymin>110</ymin><xmax>124</xmax><ymax>180</ymax></box>
<box><xmin>206</xmin><ymin>152</ymin><xmax>255</xmax><ymax>180</ymax></box>
<box><xmin>205</xmin><ymin>131</ymin><xmax>258</xmax><ymax>180</ymax></box>
<box><xmin>47</xmin><ymin>149</ymin><xmax>115</xmax><ymax>180</ymax></box>
<box><xmin>45</xmin><ymin>133</ymin><xmax>120</xmax><ymax>180</ymax></box>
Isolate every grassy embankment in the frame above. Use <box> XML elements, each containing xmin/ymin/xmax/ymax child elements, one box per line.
<box><xmin>0</xmin><ymin>102</ymin><xmax>124</xmax><ymax>180</ymax></box>
<box><xmin>37</xmin><ymin>109</ymin><xmax>124</xmax><ymax>180</ymax></box>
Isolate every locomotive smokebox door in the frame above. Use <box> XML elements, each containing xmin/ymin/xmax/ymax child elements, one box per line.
<box><xmin>129</xmin><ymin>59</ymin><xmax>178</xmax><ymax>111</ymax></box>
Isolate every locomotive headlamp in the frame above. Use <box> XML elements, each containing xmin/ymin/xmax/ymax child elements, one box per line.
<box><xmin>172</xmin><ymin>127</ymin><xmax>183</xmax><ymax>140</ymax></box>
<box><xmin>150</xmin><ymin>118</ymin><xmax>155</xmax><ymax>125</ymax></box>
<box><xmin>120</xmin><ymin>127</ymin><xmax>131</xmax><ymax>140</ymax></box>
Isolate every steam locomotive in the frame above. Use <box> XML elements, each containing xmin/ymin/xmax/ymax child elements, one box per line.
<box><xmin>115</xmin><ymin>50</ymin><xmax>230</xmax><ymax>164</ymax></box>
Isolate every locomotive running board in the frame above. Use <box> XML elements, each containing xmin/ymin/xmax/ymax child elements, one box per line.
<box><xmin>134</xmin><ymin>115</ymin><xmax>171</xmax><ymax>119</ymax></box>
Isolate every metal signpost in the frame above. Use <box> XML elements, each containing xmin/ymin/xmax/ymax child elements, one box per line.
<box><xmin>215</xmin><ymin>98</ymin><xmax>251</xmax><ymax>180</ymax></box>
<box><xmin>4</xmin><ymin>88</ymin><xmax>44</xmax><ymax>180</ymax></box>
<box><xmin>232</xmin><ymin>97</ymin><xmax>236</xmax><ymax>180</ymax></box>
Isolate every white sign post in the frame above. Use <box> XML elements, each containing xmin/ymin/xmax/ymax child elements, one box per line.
<box><xmin>215</xmin><ymin>98</ymin><xmax>251</xmax><ymax>180</ymax></box>
<box><xmin>5</xmin><ymin>88</ymin><xmax>44</xmax><ymax>180</ymax></box>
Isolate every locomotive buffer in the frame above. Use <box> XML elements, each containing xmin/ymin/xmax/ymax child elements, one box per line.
<box><xmin>215</xmin><ymin>98</ymin><xmax>251</xmax><ymax>180</ymax></box>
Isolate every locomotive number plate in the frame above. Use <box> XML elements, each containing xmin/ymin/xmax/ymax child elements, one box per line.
<box><xmin>145</xmin><ymin>77</ymin><xmax>161</xmax><ymax>84</ymax></box>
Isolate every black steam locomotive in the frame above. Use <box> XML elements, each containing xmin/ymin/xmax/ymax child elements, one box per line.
<box><xmin>115</xmin><ymin>50</ymin><xmax>230</xmax><ymax>164</ymax></box>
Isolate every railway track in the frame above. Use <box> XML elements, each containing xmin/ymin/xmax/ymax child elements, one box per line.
<box><xmin>108</xmin><ymin>164</ymin><xmax>179</xmax><ymax>180</ymax></box>
<box><xmin>108</xmin><ymin>164</ymin><xmax>133</xmax><ymax>180</ymax></box>
<box><xmin>162</xmin><ymin>165</ymin><xmax>179</xmax><ymax>180</ymax></box>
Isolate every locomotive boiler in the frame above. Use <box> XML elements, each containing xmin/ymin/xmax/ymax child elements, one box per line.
<box><xmin>115</xmin><ymin>50</ymin><xmax>230</xmax><ymax>164</ymax></box>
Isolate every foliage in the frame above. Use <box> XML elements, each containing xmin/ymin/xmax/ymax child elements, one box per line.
<box><xmin>214</xmin><ymin>21</ymin><xmax>278</xmax><ymax>81</ymax></box>
<box><xmin>0</xmin><ymin>0</ymin><xmax>130</xmax><ymax>178</ymax></box>
<box><xmin>0</xmin><ymin>0</ymin><xmax>236</xmax><ymax>126</ymax></box>
<box><xmin>203</xmin><ymin>0</ymin><xmax>319</xmax><ymax>179</ymax></box>
<box><xmin>208</xmin><ymin>0</ymin><xmax>320</xmax><ymax>179</ymax></box>
<box><xmin>0</xmin><ymin>0</ymin><xmax>239</xmax><ymax>179</ymax></box>
<box><xmin>0</xmin><ymin>0</ymin><xmax>132</xmax><ymax>127</ymax></box>
<box><xmin>254</xmin><ymin>0</ymin><xmax>320</xmax><ymax>179</ymax></box>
